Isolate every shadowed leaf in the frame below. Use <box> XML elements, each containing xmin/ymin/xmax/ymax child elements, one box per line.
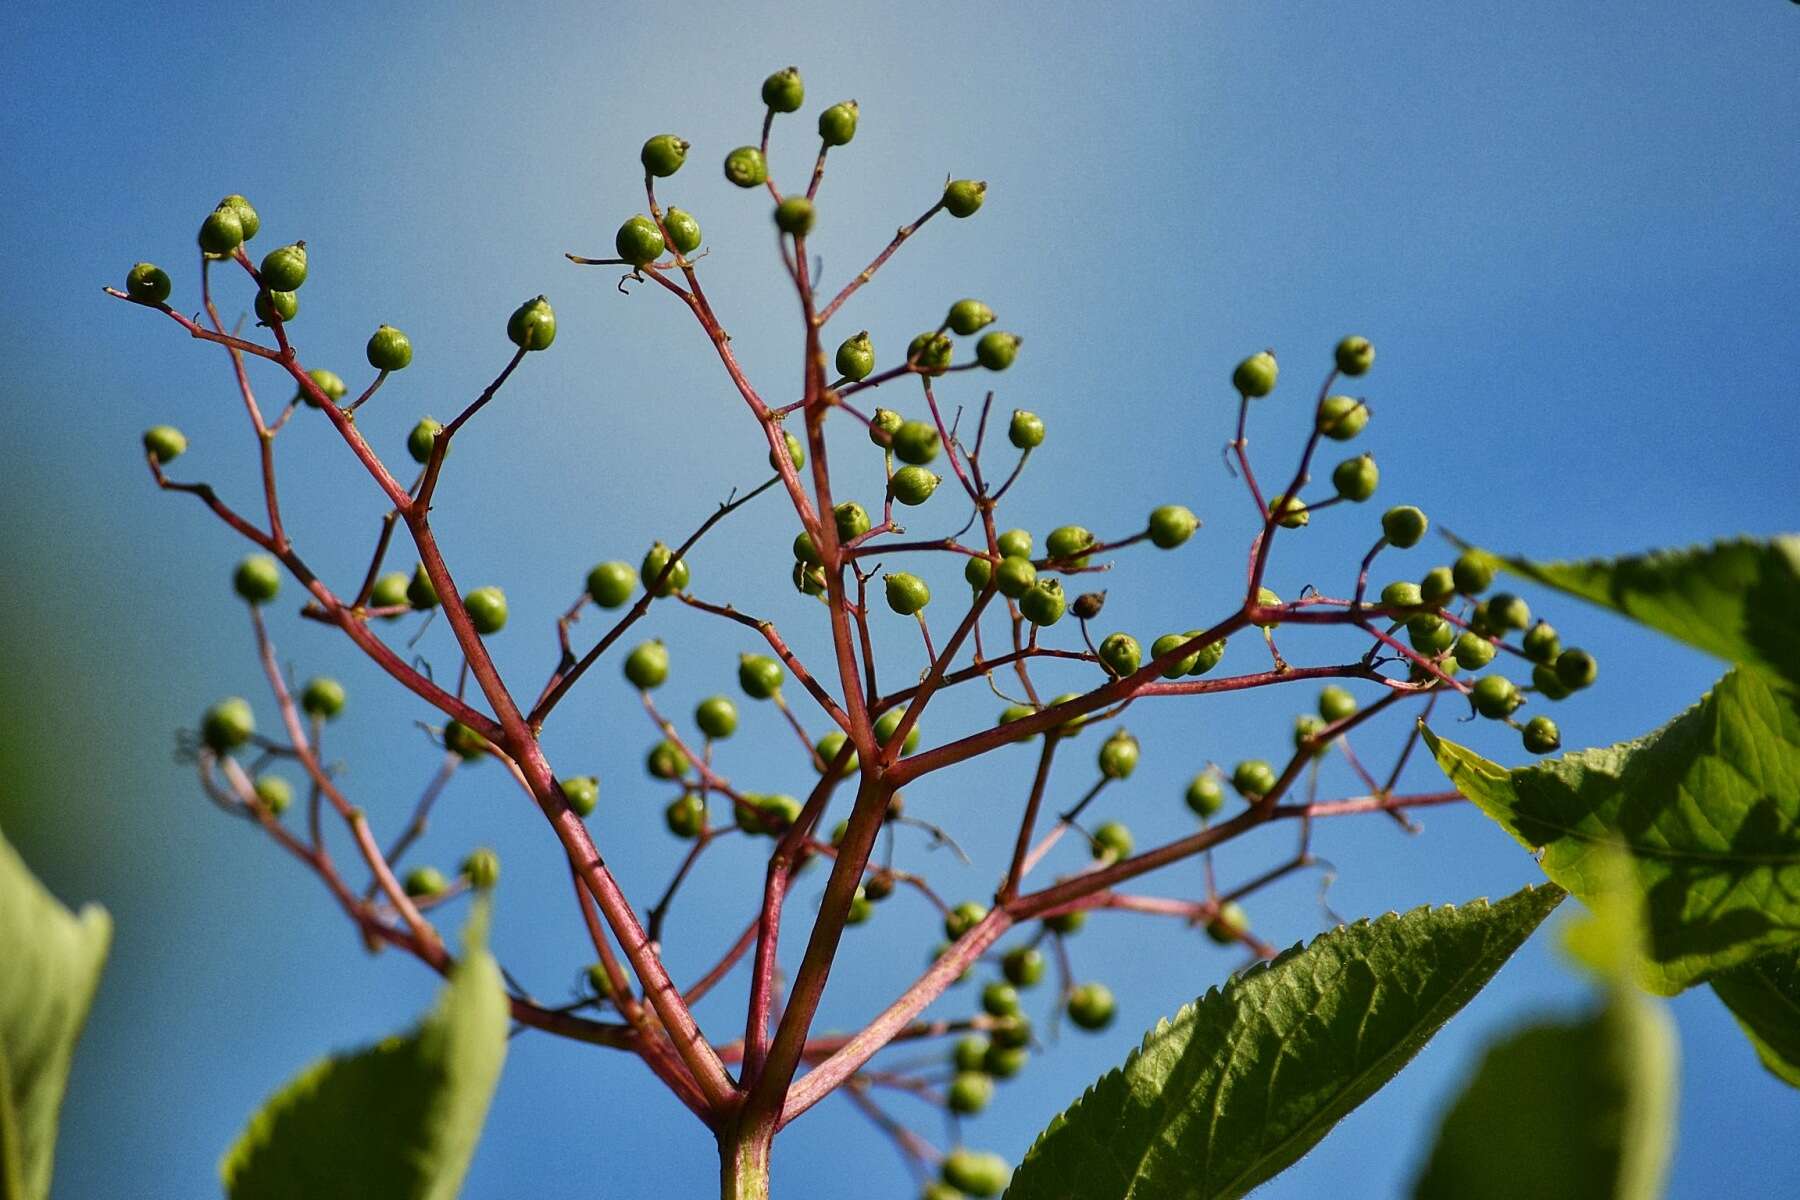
<box><xmin>1710</xmin><ymin>947</ymin><xmax>1800</xmax><ymax>1088</ymax></box>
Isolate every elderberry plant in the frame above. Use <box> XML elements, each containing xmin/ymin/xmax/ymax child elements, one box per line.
<box><xmin>56</xmin><ymin>62</ymin><xmax>1794</xmax><ymax>1200</ymax></box>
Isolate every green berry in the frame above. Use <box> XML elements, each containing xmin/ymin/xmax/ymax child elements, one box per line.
<box><xmin>976</xmin><ymin>331</ymin><xmax>1020</xmax><ymax>371</ymax></box>
<box><xmin>366</xmin><ymin>325</ymin><xmax>413</xmax><ymax>372</ymax></box>
<box><xmin>996</xmin><ymin>529</ymin><xmax>1032</xmax><ymax>559</ymax></box>
<box><xmin>260</xmin><ymin>242</ymin><xmax>308</xmax><ymax>291</ymax></box>
<box><xmin>1381</xmin><ymin>505</ymin><xmax>1428</xmax><ymax>549</ymax></box>
<box><xmin>125</xmin><ymin>262</ymin><xmax>172</xmax><ymax>304</ymax></box>
<box><xmin>1045</xmin><ymin>525</ymin><xmax>1095</xmax><ymax>564</ymax></box>
<box><xmin>586</xmin><ymin>561</ymin><xmax>636</xmax><ymax>608</ymax></box>
<box><xmin>875</xmin><ymin>707</ymin><xmax>921</xmax><ymax>754</ymax></box>
<box><xmin>964</xmin><ymin>556</ymin><xmax>993</xmax><ymax>592</ymax></box>
<box><xmin>1335</xmin><ymin>335</ymin><xmax>1375</xmax><ymax>377</ymax></box>
<box><xmin>1186</xmin><ymin>773</ymin><xmax>1224</xmax><ymax>817</ymax></box>
<box><xmin>563</xmin><ymin>775</ymin><xmax>599</xmax><ymax>817</ymax></box>
<box><xmin>507</xmin><ymin>295</ymin><xmax>557</xmax><ymax>350</ymax></box>
<box><xmin>1453</xmin><ymin>631</ymin><xmax>1497</xmax><ymax>670</ymax></box>
<box><xmin>945</xmin><ymin>901</ymin><xmax>988</xmax><ymax>939</ymax></box>
<box><xmin>584</xmin><ymin>963</ymin><xmax>615</xmax><ymax>998</ymax></box>
<box><xmin>1522</xmin><ymin>715</ymin><xmax>1562</xmax><ymax>755</ymax></box>
<box><xmin>254</xmin><ymin>288</ymin><xmax>298</xmax><ymax>325</ymax></box>
<box><xmin>771</xmin><ymin>429</ymin><xmax>806</xmax><ymax>472</ymax></box>
<box><xmin>695</xmin><ymin>696</ymin><xmax>739</xmax><ymax>740</ymax></box>
<box><xmin>983</xmin><ymin>1042</ymin><xmax>1029</xmax><ymax>1078</ymax></box>
<box><xmin>444</xmin><ymin>721</ymin><xmax>487</xmax><ymax>760</ymax></box>
<box><xmin>1471</xmin><ymin>674</ymin><xmax>1520</xmax><ymax>719</ymax></box>
<box><xmin>201</xmin><ymin>697</ymin><xmax>255</xmax><ymax>754</ymax></box>
<box><xmin>462</xmin><ymin>586</ymin><xmax>507</xmax><ymax>635</ymax></box>
<box><xmin>1555</xmin><ymin>648</ymin><xmax>1598</xmax><ymax>690</ymax></box>
<box><xmin>1008</xmin><ymin>409</ymin><xmax>1044</xmax><ymax>449</ymax></box>
<box><xmin>1232</xmin><ymin>350</ymin><xmax>1278</xmax><ymax>397</ymax></box>
<box><xmin>994</xmin><ymin>555</ymin><xmax>1037</xmax><ymax>599</ymax></box>
<box><xmin>1044</xmin><ymin>908</ymin><xmax>1085</xmax><ymax>935</ymax></box>
<box><xmin>836</xmin><ymin>331</ymin><xmax>875</xmax><ymax>381</ymax></box>
<box><xmin>990</xmin><ymin>1014</ymin><xmax>1031</xmax><ymax>1050</ymax></box>
<box><xmin>892</xmin><ymin>420</ymin><xmax>941</xmax><ymax>465</ymax></box>
<box><xmin>300</xmin><ymin>676</ymin><xmax>346</xmax><ymax>719</ymax></box>
<box><xmin>1091</xmin><ymin>818</ymin><xmax>1134</xmax><ymax>859</ymax></box>
<box><xmin>403</xmin><ymin>866</ymin><xmax>447</xmax><ymax>898</ymax></box>
<box><xmin>198</xmin><ymin>206</ymin><xmax>244</xmax><ymax>255</ymax></box>
<box><xmin>1522</xmin><ymin>621</ymin><xmax>1562</xmax><ymax>665</ymax></box>
<box><xmin>1453</xmin><ymin>551</ymin><xmax>1496</xmax><ymax>596</ymax></box>
<box><xmin>218</xmin><ymin>194</ymin><xmax>260</xmax><ymax>241</ymax></box>
<box><xmin>462</xmin><ymin>847</ymin><xmax>501</xmax><ymax>890</ymax></box>
<box><xmin>253</xmin><ymin>773</ymin><xmax>292</xmax><ymax>815</ymax></box>
<box><xmin>640</xmin><ymin>134</ymin><xmax>689</xmax><ymax>177</ymax></box>
<box><xmin>1250</xmin><ymin>587</ymin><xmax>1283</xmax><ymax>627</ymax></box>
<box><xmin>1152</xmin><ymin>632</ymin><xmax>1199</xmax><ymax>679</ymax></box>
<box><xmin>818</xmin><ymin>100</ymin><xmax>859</xmax><ymax>146</ymax></box>
<box><xmin>1316</xmin><ymin>394</ymin><xmax>1368</xmax><ymax>439</ymax></box>
<box><xmin>723</xmin><ymin>145</ymin><xmax>768</xmax><ymax>188</ymax></box>
<box><xmin>948</xmin><ymin>1071</ymin><xmax>994</xmax><ymax>1115</ymax></box>
<box><xmin>1002</xmin><ymin>946</ymin><xmax>1045</xmax><ymax>988</ymax></box>
<box><xmin>940</xmin><ymin>1149</ymin><xmax>1009</xmax><ymax>1197</ymax></box>
<box><xmin>870</xmin><ymin>407</ymin><xmax>904</xmax><ymax>443</ymax></box>
<box><xmin>1268</xmin><ymin>493</ymin><xmax>1309</xmax><ymax>528</ymax></box>
<box><xmin>846</xmin><ymin>885</ymin><xmax>874</xmax><ymax>926</ymax></box>
<box><xmin>1067</xmin><ymin>981</ymin><xmax>1116</xmax><ymax>1031</ymax></box>
<box><xmin>1232</xmin><ymin>759</ymin><xmax>1276</xmax><ymax>798</ymax></box>
<box><xmin>1487</xmin><ymin>592</ymin><xmax>1532</xmax><ymax>632</ymax></box>
<box><xmin>762</xmin><ymin>66</ymin><xmax>804</xmax><ymax>112</ymax></box>
<box><xmin>739</xmin><ymin>654</ymin><xmax>785</xmax><ymax>699</ymax></box>
<box><xmin>885</xmin><ymin>572</ymin><xmax>931</xmax><ymax>615</ymax></box>
<box><xmin>1533</xmin><ymin>662</ymin><xmax>1573</xmax><ymax>701</ymax></box>
<box><xmin>953</xmin><ymin>1035</ymin><xmax>990</xmax><ymax>1073</ymax></box>
<box><xmin>142</xmin><ymin>425</ymin><xmax>187</xmax><ymax>463</ymax></box>
<box><xmin>664</xmin><ymin>208</ymin><xmax>702</xmax><ymax>254</ymax></box>
<box><xmin>1018</xmin><ymin>578</ymin><xmax>1066</xmax><ymax>626</ymax></box>
<box><xmin>1409</xmin><ymin>614</ymin><xmax>1456</xmax><ymax>655</ymax></box>
<box><xmin>297</xmin><ymin>367</ymin><xmax>346</xmax><ymax>409</ymax></box>
<box><xmin>1294</xmin><ymin>712</ymin><xmax>1329</xmax><ymax>756</ymax></box>
<box><xmin>406</xmin><ymin>417</ymin><xmax>444</xmax><ymax>464</ymax></box>
<box><xmin>615</xmin><ymin>215</ymin><xmax>665</xmax><ymax>266</ymax></box>
<box><xmin>1419</xmin><ymin>566</ymin><xmax>1457</xmax><ymax>607</ymax></box>
<box><xmin>640</xmin><ymin>541</ymin><xmax>689</xmax><ymax>596</ymax></box>
<box><xmin>370</xmin><ymin>571</ymin><xmax>409</xmax><ymax>613</ymax></box>
<box><xmin>1148</xmin><ymin>504</ymin><xmax>1199</xmax><ymax>549</ymax></box>
<box><xmin>835</xmin><ymin>500</ymin><xmax>873</xmax><ymax>541</ymax></box>
<box><xmin>1098</xmin><ymin>632</ymin><xmax>1141</xmax><ymax>677</ymax></box>
<box><xmin>793</xmin><ymin>562</ymin><xmax>826</xmax><ymax>596</ymax></box>
<box><xmin>624</xmin><ymin>639</ymin><xmax>670</xmax><ymax>689</ymax></box>
<box><xmin>233</xmin><ymin>554</ymin><xmax>281</xmax><ymax>605</ymax></box>
<box><xmin>793</xmin><ymin>530</ymin><xmax>822</xmax><ymax>566</ymax></box>
<box><xmin>1318</xmin><ymin>686</ymin><xmax>1357</xmax><ymax>723</ymax></box>
<box><xmin>942</xmin><ymin>179</ymin><xmax>987</xmax><ymax>217</ymax></box>
<box><xmin>774</xmin><ymin>195</ymin><xmax>815</xmax><ymax>236</ymax></box>
<box><xmin>1097</xmin><ymin>733</ymin><xmax>1139</xmax><ymax>782</ymax></box>
<box><xmin>908</xmin><ymin>331</ymin><xmax>954</xmax><ymax>376</ymax></box>
<box><xmin>981</xmin><ymin>981</ymin><xmax>1021</xmax><ymax>1018</ymax></box>
<box><xmin>892</xmin><ymin>465</ymin><xmax>941</xmax><ymax>506</ymax></box>
<box><xmin>1206</xmin><ymin>900</ymin><xmax>1249</xmax><ymax>944</ymax></box>
<box><xmin>947</xmin><ymin>298</ymin><xmax>995</xmax><ymax>336</ymax></box>
<box><xmin>1332</xmin><ymin>453</ymin><xmax>1379</xmax><ymax>502</ymax></box>
<box><xmin>646</xmin><ymin>738</ymin><xmax>689</xmax><ymax>780</ymax></box>
<box><xmin>1381</xmin><ymin>581</ymin><xmax>1424</xmax><ymax>609</ymax></box>
<box><xmin>813</xmin><ymin>731</ymin><xmax>859</xmax><ymax>776</ymax></box>
<box><xmin>666</xmin><ymin>792</ymin><xmax>707</xmax><ymax>838</ymax></box>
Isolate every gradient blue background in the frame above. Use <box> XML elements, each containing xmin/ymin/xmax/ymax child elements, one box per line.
<box><xmin>2</xmin><ymin>3</ymin><xmax>1796</xmax><ymax>1196</ymax></box>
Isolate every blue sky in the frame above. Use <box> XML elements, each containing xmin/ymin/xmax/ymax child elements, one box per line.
<box><xmin>2</xmin><ymin>2</ymin><xmax>1797</xmax><ymax>1196</ymax></box>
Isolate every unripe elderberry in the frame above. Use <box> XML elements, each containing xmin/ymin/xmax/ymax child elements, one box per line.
<box><xmin>507</xmin><ymin>295</ymin><xmax>556</xmax><ymax>350</ymax></box>
<box><xmin>366</xmin><ymin>325</ymin><xmax>413</xmax><ymax>372</ymax></box>
<box><xmin>640</xmin><ymin>134</ymin><xmax>689</xmax><ymax>177</ymax></box>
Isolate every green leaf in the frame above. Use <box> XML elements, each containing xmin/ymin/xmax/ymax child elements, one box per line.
<box><xmin>1462</xmin><ymin>535</ymin><xmax>1800</xmax><ymax>690</ymax></box>
<box><xmin>220</xmin><ymin>906</ymin><xmax>509</xmax><ymax>1200</ymax></box>
<box><xmin>1004</xmin><ymin>884</ymin><xmax>1563</xmax><ymax>1200</ymax></box>
<box><xmin>1425</xmin><ymin>667</ymin><xmax>1800</xmax><ymax>992</ymax></box>
<box><xmin>0</xmin><ymin>824</ymin><xmax>111</xmax><ymax>1200</ymax></box>
<box><xmin>1710</xmin><ymin>946</ymin><xmax>1800</xmax><ymax>1088</ymax></box>
<box><xmin>1411</xmin><ymin>991</ymin><xmax>1677</xmax><ymax>1200</ymax></box>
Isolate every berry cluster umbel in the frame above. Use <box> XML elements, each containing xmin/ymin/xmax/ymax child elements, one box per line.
<box><xmin>112</xmin><ymin>64</ymin><xmax>1594</xmax><ymax>1199</ymax></box>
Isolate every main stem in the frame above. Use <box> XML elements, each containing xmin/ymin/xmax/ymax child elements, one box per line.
<box><xmin>718</xmin><ymin>1115</ymin><xmax>774</xmax><ymax>1200</ymax></box>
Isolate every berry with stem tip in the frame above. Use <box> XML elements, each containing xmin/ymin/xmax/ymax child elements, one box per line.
<box><xmin>586</xmin><ymin>561</ymin><xmax>636</xmax><ymax>608</ymax></box>
<box><xmin>869</xmin><ymin>408</ymin><xmax>903</xmax><ymax>444</ymax></box>
<box><xmin>623</xmin><ymin>640</ymin><xmax>670</xmax><ymax>689</ymax></box>
<box><xmin>254</xmin><ymin>288</ymin><xmax>298</xmax><ymax>325</ymax></box>
<box><xmin>723</xmin><ymin>145</ymin><xmax>767</xmax><ymax>188</ymax></box>
<box><xmin>1268</xmin><ymin>493</ymin><xmax>1309</xmax><ymax>528</ymax></box>
<box><xmin>370</xmin><ymin>571</ymin><xmax>409</xmax><ymax>613</ymax></box>
<box><xmin>1232</xmin><ymin>759</ymin><xmax>1277</xmax><ymax>798</ymax></box>
<box><xmin>892</xmin><ymin>420</ymin><xmax>941</xmax><ymax>465</ymax></box>
<box><xmin>835</xmin><ymin>331</ymin><xmax>874</xmax><ymax>381</ymax></box>
<box><xmin>663</xmin><ymin>208</ymin><xmax>702</xmax><ymax>254</ymax></box>
<box><xmin>143</xmin><ymin>425</ymin><xmax>187</xmax><ymax>463</ymax></box>
<box><xmin>462</xmin><ymin>848</ymin><xmax>500</xmax><ymax>890</ymax></box>
<box><xmin>407</xmin><ymin>417</ymin><xmax>444</xmax><ymax>465</ymax></box>
<box><xmin>665</xmin><ymin>792</ymin><xmax>706</xmax><ymax>838</ymax></box>
<box><xmin>1555</xmin><ymin>648</ymin><xmax>1598</xmax><ymax>690</ymax></box>
<box><xmin>1148</xmin><ymin>504</ymin><xmax>1199</xmax><ymax>549</ymax></box>
<box><xmin>774</xmin><ymin>195</ymin><xmax>815</xmax><ymax>236</ymax></box>
<box><xmin>963</xmin><ymin>555</ymin><xmax>992</xmax><ymax>593</ymax></box>
<box><xmin>1045</xmin><ymin>524</ymin><xmax>1095</xmax><ymax>564</ymax></box>
<box><xmin>1533</xmin><ymin>663</ymin><xmax>1573</xmax><ymax>701</ymax></box>
<box><xmin>947</xmin><ymin>298</ymin><xmax>995</xmax><ymax>336</ymax></box>
<box><xmin>1522</xmin><ymin>715</ymin><xmax>1562</xmax><ymax>755</ymax></box>
<box><xmin>976</xmin><ymin>331</ymin><xmax>1020</xmax><ymax>370</ymax></box>
<box><xmin>981</xmin><ymin>981</ymin><xmax>1021</xmax><ymax>1018</ymax></box>
<box><xmin>202</xmin><ymin>697</ymin><xmax>255</xmax><ymax>754</ymax></box>
<box><xmin>126</xmin><ymin>262</ymin><xmax>172</xmax><ymax>304</ymax></box>
<box><xmin>817</xmin><ymin>100</ymin><xmax>858</xmax><ymax>145</ymax></box>
<box><xmin>1091</xmin><ymin>819</ymin><xmax>1134</xmax><ymax>859</ymax></box>
<box><xmin>771</xmin><ymin>429</ymin><xmax>806</xmax><ymax>472</ymax></box>
<box><xmin>198</xmin><ymin>206</ymin><xmax>244</xmax><ymax>255</ymax></box>
<box><xmin>639</xmin><ymin>134</ymin><xmax>689</xmax><ymax>177</ymax></box>
<box><xmin>1471</xmin><ymin>674</ymin><xmax>1521</xmax><ymax>719</ymax></box>
<box><xmin>942</xmin><ymin>179</ymin><xmax>987</xmax><ymax>217</ymax></box>
<box><xmin>218</xmin><ymin>194</ymin><xmax>259</xmax><ymax>240</ymax></box>
<box><xmin>695</xmin><ymin>696</ymin><xmax>738</xmax><ymax>740</ymax></box>
<box><xmin>1453</xmin><ymin>631</ymin><xmax>1497</xmax><ymax>670</ymax></box>
<box><xmin>941</xmin><ymin>1149</ymin><xmax>1010</xmax><ymax>1198</ymax></box>
<box><xmin>1098</xmin><ymin>632</ymin><xmax>1141</xmax><ymax>677</ymax></box>
<box><xmin>945</xmin><ymin>901</ymin><xmax>988</xmax><ymax>940</ymax></box>
<box><xmin>366</xmin><ymin>325</ymin><xmax>413</xmax><ymax>372</ymax></box>
<box><xmin>444</xmin><ymin>721</ymin><xmax>487</xmax><ymax>760</ymax></box>
<box><xmin>1382</xmin><ymin>505</ymin><xmax>1429</xmax><ymax>548</ymax></box>
<box><xmin>997</xmin><ymin>528</ymin><xmax>1033</xmax><ymax>559</ymax></box>
<box><xmin>1333</xmin><ymin>453</ymin><xmax>1380</xmax><ymax>502</ymax></box>
<box><xmin>300</xmin><ymin>677</ymin><xmax>346</xmax><ymax>720</ymax></box>
<box><xmin>891</xmin><ymin>465</ymin><xmax>940</xmax><ymax>506</ymax></box>
<box><xmin>1318</xmin><ymin>685</ymin><xmax>1357</xmax><ymax>723</ymax></box>
<box><xmin>739</xmin><ymin>654</ymin><xmax>784</xmax><ymax>699</ymax></box>
<box><xmin>403</xmin><ymin>866</ymin><xmax>447</xmax><ymax>898</ymax></box>
<box><xmin>562</xmin><ymin>776</ymin><xmax>599</xmax><ymax>817</ymax></box>
<box><xmin>1335</xmin><ymin>335</ymin><xmax>1376</xmax><ymax>376</ymax></box>
<box><xmin>646</xmin><ymin>739</ymin><xmax>689</xmax><ymax>780</ymax></box>
<box><xmin>614</xmin><ymin>215</ymin><xmax>665</xmax><ymax>267</ymax></box>
<box><xmin>1381</xmin><ymin>580</ymin><xmax>1424</xmax><ymax>609</ymax></box>
<box><xmin>1185</xmin><ymin>772</ymin><xmax>1224</xmax><ymax>818</ymax></box>
<box><xmin>835</xmin><ymin>500</ymin><xmax>872</xmax><ymax>541</ymax></box>
<box><xmin>260</xmin><ymin>242</ymin><xmax>308</xmax><ymax>292</ymax></box>
<box><xmin>761</xmin><ymin>66</ymin><xmax>804</xmax><ymax>112</ymax></box>
<box><xmin>1453</xmin><ymin>551</ymin><xmax>1496</xmax><ymax>595</ymax></box>
<box><xmin>233</xmin><ymin>554</ymin><xmax>281</xmax><ymax>605</ymax></box>
<box><xmin>1097</xmin><ymin>732</ymin><xmax>1139</xmax><ymax>781</ymax></box>
<box><xmin>1008</xmin><ymin>409</ymin><xmax>1044</xmax><ymax>449</ymax></box>
<box><xmin>1018</xmin><ymin>577</ymin><xmax>1066</xmax><ymax>626</ymax></box>
<box><xmin>1072</xmin><ymin>591</ymin><xmax>1107</xmax><ymax>620</ymax></box>
<box><xmin>1232</xmin><ymin>350</ymin><xmax>1278</xmax><ymax>397</ymax></box>
<box><xmin>875</xmin><ymin>707</ymin><xmax>921</xmax><ymax>753</ymax></box>
<box><xmin>297</xmin><ymin>367</ymin><xmax>346</xmax><ymax>409</ymax></box>
<box><xmin>994</xmin><ymin>555</ymin><xmax>1036</xmax><ymax>599</ymax></box>
<box><xmin>507</xmin><ymin>295</ymin><xmax>556</xmax><ymax>350</ymax></box>
<box><xmin>464</xmin><ymin>586</ymin><xmax>507</xmax><ymax>635</ymax></box>
<box><xmin>1522</xmin><ymin>621</ymin><xmax>1562</xmax><ymax>665</ymax></box>
<box><xmin>640</xmin><ymin>541</ymin><xmax>689</xmax><ymax>596</ymax></box>
<box><xmin>1316</xmin><ymin>394</ymin><xmax>1369</xmax><ymax>439</ymax></box>
<box><xmin>1002</xmin><ymin>946</ymin><xmax>1045</xmax><ymax>987</ymax></box>
<box><xmin>885</xmin><ymin>572</ymin><xmax>931</xmax><ymax>615</ymax></box>
<box><xmin>1419</xmin><ymin>565</ymin><xmax>1457</xmax><ymax>607</ymax></box>
<box><xmin>253</xmin><ymin>774</ymin><xmax>292</xmax><ymax>816</ymax></box>
<box><xmin>1487</xmin><ymin>592</ymin><xmax>1531</xmax><ymax>632</ymax></box>
<box><xmin>908</xmin><ymin>331</ymin><xmax>954</xmax><ymax>376</ymax></box>
<box><xmin>948</xmin><ymin>1071</ymin><xmax>994</xmax><ymax>1115</ymax></box>
<box><xmin>1207</xmin><ymin>900</ymin><xmax>1249</xmax><ymax>944</ymax></box>
<box><xmin>1067</xmin><ymin>982</ymin><xmax>1116</xmax><ymax>1031</ymax></box>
